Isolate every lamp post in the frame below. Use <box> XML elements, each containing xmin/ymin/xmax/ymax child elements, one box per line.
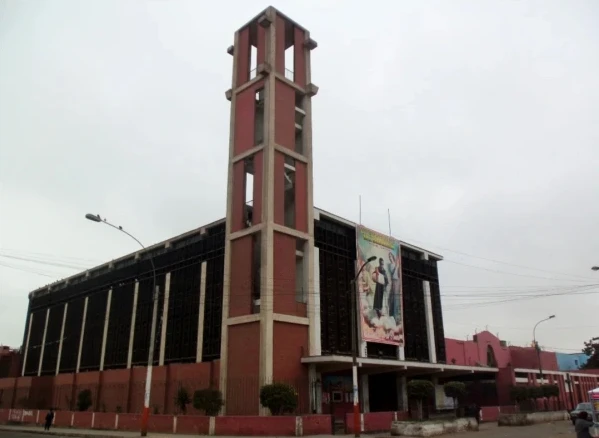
<box><xmin>532</xmin><ymin>315</ymin><xmax>555</xmax><ymax>384</ymax></box>
<box><xmin>351</xmin><ymin>255</ymin><xmax>377</xmax><ymax>438</ymax></box>
<box><xmin>85</xmin><ymin>213</ymin><xmax>158</xmax><ymax>437</ymax></box>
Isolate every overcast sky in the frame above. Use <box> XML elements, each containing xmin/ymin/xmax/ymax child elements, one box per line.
<box><xmin>1</xmin><ymin>0</ymin><xmax>598</xmax><ymax>354</ymax></box>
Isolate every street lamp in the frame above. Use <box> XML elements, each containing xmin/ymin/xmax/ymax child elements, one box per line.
<box><xmin>85</xmin><ymin>213</ymin><xmax>158</xmax><ymax>437</ymax></box>
<box><xmin>533</xmin><ymin>315</ymin><xmax>555</xmax><ymax>384</ymax></box>
<box><xmin>351</xmin><ymin>255</ymin><xmax>377</xmax><ymax>438</ymax></box>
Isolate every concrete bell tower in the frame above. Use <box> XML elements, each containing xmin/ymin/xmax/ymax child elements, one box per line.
<box><xmin>219</xmin><ymin>7</ymin><xmax>318</xmax><ymax>415</ymax></box>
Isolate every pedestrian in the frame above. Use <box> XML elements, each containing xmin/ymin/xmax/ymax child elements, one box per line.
<box><xmin>44</xmin><ymin>408</ymin><xmax>54</xmax><ymax>431</ymax></box>
<box><xmin>575</xmin><ymin>411</ymin><xmax>593</xmax><ymax>438</ymax></box>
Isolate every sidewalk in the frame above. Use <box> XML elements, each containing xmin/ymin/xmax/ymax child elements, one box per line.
<box><xmin>0</xmin><ymin>424</ymin><xmax>348</xmax><ymax>438</ymax></box>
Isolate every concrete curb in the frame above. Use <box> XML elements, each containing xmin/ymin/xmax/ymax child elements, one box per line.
<box><xmin>0</xmin><ymin>426</ymin><xmax>132</xmax><ymax>438</ymax></box>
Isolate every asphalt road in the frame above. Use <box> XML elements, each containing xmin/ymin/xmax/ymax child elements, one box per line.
<box><xmin>0</xmin><ymin>433</ymin><xmax>59</xmax><ymax>438</ymax></box>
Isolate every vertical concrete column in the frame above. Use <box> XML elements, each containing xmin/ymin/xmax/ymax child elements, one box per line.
<box><xmin>218</xmin><ymin>24</ymin><xmax>241</xmax><ymax>408</ymax></box>
<box><xmin>257</xmin><ymin>10</ymin><xmax>277</xmax><ymax>415</ymax></box>
<box><xmin>361</xmin><ymin>374</ymin><xmax>370</xmax><ymax>413</ymax></box>
<box><xmin>308</xmin><ymin>364</ymin><xmax>323</xmax><ymax>414</ymax></box>
<box><xmin>196</xmin><ymin>261</ymin><xmax>207</xmax><ymax>363</ymax></box>
<box><xmin>76</xmin><ymin>296</ymin><xmax>89</xmax><ymax>373</ymax></box>
<box><xmin>159</xmin><ymin>272</ymin><xmax>172</xmax><ymax>366</ymax></box>
<box><xmin>127</xmin><ymin>281</ymin><xmax>139</xmax><ymax>369</ymax></box>
<box><xmin>21</xmin><ymin>313</ymin><xmax>33</xmax><ymax>376</ymax></box>
<box><xmin>99</xmin><ymin>288</ymin><xmax>112</xmax><ymax>371</ymax></box>
<box><xmin>397</xmin><ymin>375</ymin><xmax>408</xmax><ymax>411</ymax></box>
<box><xmin>432</xmin><ymin>376</ymin><xmax>444</xmax><ymax>409</ymax></box>
<box><xmin>56</xmin><ymin>303</ymin><xmax>68</xmax><ymax>375</ymax></box>
<box><xmin>308</xmin><ymin>244</ymin><xmax>321</xmax><ymax>356</ymax></box>
<box><xmin>421</xmin><ymin>253</ymin><xmax>437</xmax><ymax>364</ymax></box>
<box><xmin>37</xmin><ymin>308</ymin><xmax>50</xmax><ymax>376</ymax></box>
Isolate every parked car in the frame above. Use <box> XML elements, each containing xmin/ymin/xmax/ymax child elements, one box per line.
<box><xmin>570</xmin><ymin>402</ymin><xmax>593</xmax><ymax>425</ymax></box>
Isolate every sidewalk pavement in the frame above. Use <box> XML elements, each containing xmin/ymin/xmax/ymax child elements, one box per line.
<box><xmin>0</xmin><ymin>424</ymin><xmax>352</xmax><ymax>438</ymax></box>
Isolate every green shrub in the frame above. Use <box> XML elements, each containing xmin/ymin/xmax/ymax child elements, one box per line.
<box><xmin>541</xmin><ymin>384</ymin><xmax>559</xmax><ymax>398</ymax></box>
<box><xmin>407</xmin><ymin>380</ymin><xmax>435</xmax><ymax>421</ymax></box>
<box><xmin>527</xmin><ymin>386</ymin><xmax>544</xmax><ymax>400</ymax></box>
<box><xmin>443</xmin><ymin>381</ymin><xmax>467</xmax><ymax>415</ymax></box>
<box><xmin>259</xmin><ymin>383</ymin><xmax>298</xmax><ymax>416</ymax></box>
<box><xmin>175</xmin><ymin>386</ymin><xmax>191</xmax><ymax>414</ymax></box>
<box><xmin>509</xmin><ymin>386</ymin><xmax>528</xmax><ymax>403</ymax></box>
<box><xmin>193</xmin><ymin>389</ymin><xmax>224</xmax><ymax>416</ymax></box>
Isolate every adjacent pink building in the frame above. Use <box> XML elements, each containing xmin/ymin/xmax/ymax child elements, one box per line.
<box><xmin>446</xmin><ymin>331</ymin><xmax>598</xmax><ymax>409</ymax></box>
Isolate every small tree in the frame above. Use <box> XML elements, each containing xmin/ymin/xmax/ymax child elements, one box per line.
<box><xmin>175</xmin><ymin>386</ymin><xmax>191</xmax><ymax>414</ymax></box>
<box><xmin>541</xmin><ymin>384</ymin><xmax>559</xmax><ymax>411</ymax></box>
<box><xmin>76</xmin><ymin>389</ymin><xmax>92</xmax><ymax>412</ymax></box>
<box><xmin>443</xmin><ymin>381</ymin><xmax>467</xmax><ymax>416</ymax></box>
<box><xmin>259</xmin><ymin>383</ymin><xmax>298</xmax><ymax>416</ymax></box>
<box><xmin>407</xmin><ymin>380</ymin><xmax>435</xmax><ymax>421</ymax></box>
<box><xmin>527</xmin><ymin>386</ymin><xmax>544</xmax><ymax>412</ymax></box>
<box><xmin>509</xmin><ymin>385</ymin><xmax>528</xmax><ymax>411</ymax></box>
<box><xmin>193</xmin><ymin>389</ymin><xmax>224</xmax><ymax>416</ymax></box>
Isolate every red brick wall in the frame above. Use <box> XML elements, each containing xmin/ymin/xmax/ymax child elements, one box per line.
<box><xmin>236</xmin><ymin>26</ymin><xmax>250</xmax><ymax>86</ymax></box>
<box><xmin>509</xmin><ymin>347</ymin><xmax>559</xmax><ymax>371</ymax></box>
<box><xmin>231</xmin><ymin>161</ymin><xmax>246</xmax><ymax>234</ymax></box>
<box><xmin>294</xmin><ymin>161</ymin><xmax>308</xmax><ymax>233</ymax></box>
<box><xmin>94</xmin><ymin>412</ymin><xmax>115</xmax><ymax>429</ymax></box>
<box><xmin>293</xmin><ymin>27</ymin><xmax>306</xmax><ymax>87</ymax></box>
<box><xmin>445</xmin><ymin>331</ymin><xmax>511</xmax><ymax>367</ymax></box>
<box><xmin>274</xmin><ymin>16</ymin><xmax>286</xmax><ymax>74</ymax></box>
<box><xmin>72</xmin><ymin>411</ymin><xmax>93</xmax><ymax>428</ymax></box>
<box><xmin>225</xmin><ymin>323</ymin><xmax>260</xmax><ymax>415</ymax></box>
<box><xmin>216</xmin><ymin>415</ymin><xmax>296</xmax><ymax>436</ymax></box>
<box><xmin>176</xmin><ymin>415</ymin><xmax>210</xmax><ymax>434</ymax></box>
<box><xmin>98</xmin><ymin>368</ymin><xmax>129</xmax><ymax>413</ymax></box>
<box><xmin>302</xmin><ymin>414</ymin><xmax>331</xmax><ymax>435</ymax></box>
<box><xmin>274</xmin><ymin>81</ymin><xmax>296</xmax><ymax>151</ymax></box>
<box><xmin>273</xmin><ymin>232</ymin><xmax>305</xmax><ymax>317</ymax></box>
<box><xmin>228</xmin><ymin>236</ymin><xmax>253</xmax><ymax>318</ymax></box>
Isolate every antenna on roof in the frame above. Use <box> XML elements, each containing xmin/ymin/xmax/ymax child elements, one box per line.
<box><xmin>359</xmin><ymin>195</ymin><xmax>362</xmax><ymax>225</ymax></box>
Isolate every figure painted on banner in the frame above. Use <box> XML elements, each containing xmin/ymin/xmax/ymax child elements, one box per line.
<box><xmin>372</xmin><ymin>257</ymin><xmax>388</xmax><ymax>318</ymax></box>
<box><xmin>359</xmin><ymin>262</ymin><xmax>375</xmax><ymax>308</ymax></box>
<box><xmin>387</xmin><ymin>252</ymin><xmax>401</xmax><ymax>324</ymax></box>
<box><xmin>44</xmin><ymin>408</ymin><xmax>54</xmax><ymax>431</ymax></box>
<box><xmin>359</xmin><ymin>262</ymin><xmax>378</xmax><ymax>328</ymax></box>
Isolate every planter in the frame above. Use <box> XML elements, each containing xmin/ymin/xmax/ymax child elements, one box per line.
<box><xmin>391</xmin><ymin>418</ymin><xmax>478</xmax><ymax>437</ymax></box>
<box><xmin>497</xmin><ymin>411</ymin><xmax>568</xmax><ymax>426</ymax></box>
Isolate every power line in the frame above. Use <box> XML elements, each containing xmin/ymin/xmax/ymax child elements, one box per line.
<box><xmin>442</xmin><ymin>259</ymin><xmax>592</xmax><ymax>283</ymax></box>
<box><xmin>396</xmin><ymin>234</ymin><xmax>596</xmax><ymax>281</ymax></box>
<box><xmin>0</xmin><ymin>254</ymin><xmax>93</xmax><ymax>271</ymax></box>
<box><xmin>0</xmin><ymin>262</ymin><xmax>59</xmax><ymax>278</ymax></box>
<box><xmin>0</xmin><ymin>248</ymin><xmax>102</xmax><ymax>264</ymax></box>
<box><xmin>443</xmin><ymin>287</ymin><xmax>599</xmax><ymax>311</ymax></box>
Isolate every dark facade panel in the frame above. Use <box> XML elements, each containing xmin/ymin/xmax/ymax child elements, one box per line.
<box><xmin>202</xmin><ymin>254</ymin><xmax>225</xmax><ymax>362</ymax></box>
<box><xmin>429</xmin><ymin>281</ymin><xmax>447</xmax><ymax>363</ymax></box>
<box><xmin>24</xmin><ymin>309</ymin><xmax>46</xmax><ymax>376</ymax></box>
<box><xmin>402</xmin><ymin>266</ymin><xmax>429</xmax><ymax>362</ymax></box>
<box><xmin>103</xmin><ymin>281</ymin><xmax>135</xmax><ymax>369</ymax></box>
<box><xmin>164</xmin><ymin>262</ymin><xmax>201</xmax><ymax>364</ymax></box>
<box><xmin>40</xmin><ymin>305</ymin><xmax>64</xmax><ymax>375</ymax></box>
<box><xmin>58</xmin><ymin>298</ymin><xmax>84</xmax><ymax>373</ymax></box>
<box><xmin>315</xmin><ymin>217</ymin><xmax>356</xmax><ymax>356</ymax></box>
<box><xmin>79</xmin><ymin>289</ymin><xmax>109</xmax><ymax>371</ymax></box>
<box><xmin>131</xmin><ymin>274</ymin><xmax>166</xmax><ymax>366</ymax></box>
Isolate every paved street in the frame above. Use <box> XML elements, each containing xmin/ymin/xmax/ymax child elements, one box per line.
<box><xmin>0</xmin><ymin>421</ymin><xmax>578</xmax><ymax>438</ymax></box>
<box><xmin>0</xmin><ymin>433</ymin><xmax>48</xmax><ymax>438</ymax></box>
<box><xmin>441</xmin><ymin>421</ymin><xmax>575</xmax><ymax>437</ymax></box>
